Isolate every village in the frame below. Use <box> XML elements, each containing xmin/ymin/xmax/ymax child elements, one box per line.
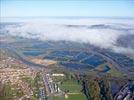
<box><xmin>0</xmin><ymin>49</ymin><xmax>85</xmax><ymax>100</ymax></box>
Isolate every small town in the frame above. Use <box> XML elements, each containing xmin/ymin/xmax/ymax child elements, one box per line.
<box><xmin>0</xmin><ymin>50</ymin><xmax>85</xmax><ymax>100</ymax></box>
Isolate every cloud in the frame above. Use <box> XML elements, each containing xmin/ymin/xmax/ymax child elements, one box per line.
<box><xmin>1</xmin><ymin>18</ymin><xmax>134</xmax><ymax>55</ymax></box>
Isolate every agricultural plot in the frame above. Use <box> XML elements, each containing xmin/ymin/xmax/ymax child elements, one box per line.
<box><xmin>60</xmin><ymin>62</ymin><xmax>93</xmax><ymax>70</ymax></box>
<box><xmin>59</xmin><ymin>80</ymin><xmax>81</xmax><ymax>93</ymax></box>
<box><xmin>54</xmin><ymin>79</ymin><xmax>86</xmax><ymax>100</ymax></box>
<box><xmin>42</xmin><ymin>51</ymin><xmax>107</xmax><ymax>70</ymax></box>
<box><xmin>23</xmin><ymin>51</ymin><xmax>44</xmax><ymax>56</ymax></box>
<box><xmin>104</xmin><ymin>52</ymin><xmax>134</xmax><ymax>68</ymax></box>
<box><xmin>81</xmin><ymin>55</ymin><xmax>106</xmax><ymax>67</ymax></box>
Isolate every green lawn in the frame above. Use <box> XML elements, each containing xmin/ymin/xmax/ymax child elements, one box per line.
<box><xmin>54</xmin><ymin>93</ymin><xmax>86</xmax><ymax>100</ymax></box>
<box><xmin>59</xmin><ymin>80</ymin><xmax>81</xmax><ymax>93</ymax></box>
<box><xmin>66</xmin><ymin>93</ymin><xmax>86</xmax><ymax>100</ymax></box>
<box><xmin>55</xmin><ymin>79</ymin><xmax>87</xmax><ymax>100</ymax></box>
<box><xmin>54</xmin><ymin>96</ymin><xmax>59</xmax><ymax>100</ymax></box>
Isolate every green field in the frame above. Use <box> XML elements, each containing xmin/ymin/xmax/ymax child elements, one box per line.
<box><xmin>108</xmin><ymin>67</ymin><xmax>124</xmax><ymax>77</ymax></box>
<box><xmin>59</xmin><ymin>80</ymin><xmax>81</xmax><ymax>93</ymax></box>
<box><xmin>54</xmin><ymin>79</ymin><xmax>87</xmax><ymax>100</ymax></box>
<box><xmin>54</xmin><ymin>93</ymin><xmax>86</xmax><ymax>100</ymax></box>
<box><xmin>67</xmin><ymin>93</ymin><xmax>86</xmax><ymax>100</ymax></box>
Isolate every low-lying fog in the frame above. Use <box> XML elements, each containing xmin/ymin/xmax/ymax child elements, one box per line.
<box><xmin>1</xmin><ymin>17</ymin><xmax>134</xmax><ymax>55</ymax></box>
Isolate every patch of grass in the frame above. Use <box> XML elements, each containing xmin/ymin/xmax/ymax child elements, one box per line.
<box><xmin>53</xmin><ymin>93</ymin><xmax>86</xmax><ymax>100</ymax></box>
<box><xmin>66</xmin><ymin>93</ymin><xmax>86</xmax><ymax>100</ymax></box>
<box><xmin>13</xmin><ymin>88</ymin><xmax>24</xmax><ymax>98</ymax></box>
<box><xmin>108</xmin><ymin>67</ymin><xmax>124</xmax><ymax>77</ymax></box>
<box><xmin>59</xmin><ymin>80</ymin><xmax>81</xmax><ymax>93</ymax></box>
<box><xmin>53</xmin><ymin>78</ymin><xmax>86</xmax><ymax>100</ymax></box>
<box><xmin>54</xmin><ymin>96</ymin><xmax>59</xmax><ymax>100</ymax></box>
<box><xmin>21</xmin><ymin>76</ymin><xmax>34</xmax><ymax>84</ymax></box>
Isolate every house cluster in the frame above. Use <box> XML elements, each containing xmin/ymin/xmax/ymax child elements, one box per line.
<box><xmin>0</xmin><ymin>56</ymin><xmax>38</xmax><ymax>99</ymax></box>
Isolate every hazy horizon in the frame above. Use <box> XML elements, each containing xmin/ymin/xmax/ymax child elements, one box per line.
<box><xmin>1</xmin><ymin>0</ymin><xmax>134</xmax><ymax>17</ymax></box>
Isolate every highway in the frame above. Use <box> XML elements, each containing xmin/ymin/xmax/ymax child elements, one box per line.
<box><xmin>114</xmin><ymin>81</ymin><xmax>134</xmax><ymax>100</ymax></box>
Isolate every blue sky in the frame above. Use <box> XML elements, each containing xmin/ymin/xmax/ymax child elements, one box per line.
<box><xmin>1</xmin><ymin>0</ymin><xmax>134</xmax><ymax>17</ymax></box>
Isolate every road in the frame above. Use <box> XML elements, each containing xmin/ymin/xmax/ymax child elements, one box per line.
<box><xmin>39</xmin><ymin>88</ymin><xmax>46</xmax><ymax>100</ymax></box>
<box><xmin>114</xmin><ymin>81</ymin><xmax>134</xmax><ymax>100</ymax></box>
